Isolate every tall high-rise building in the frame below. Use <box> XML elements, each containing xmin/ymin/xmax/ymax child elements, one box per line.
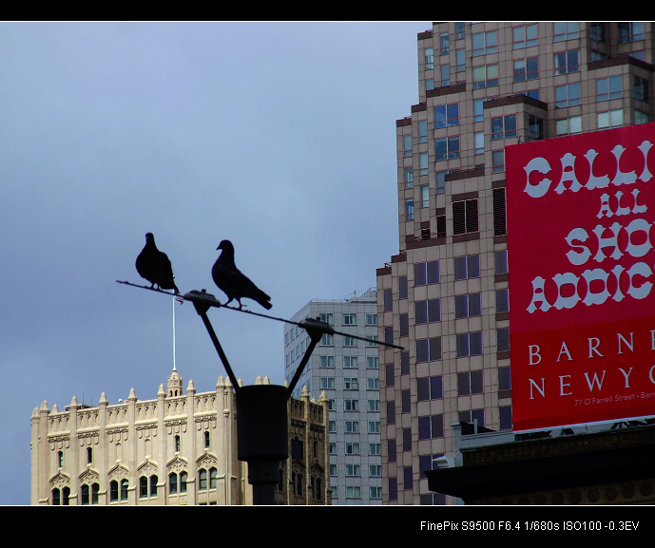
<box><xmin>285</xmin><ymin>288</ymin><xmax>382</xmax><ymax>504</ymax></box>
<box><xmin>377</xmin><ymin>21</ymin><xmax>654</xmax><ymax>504</ymax></box>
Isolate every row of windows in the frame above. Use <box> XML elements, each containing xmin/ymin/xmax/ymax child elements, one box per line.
<box><xmin>318</xmin><ymin>355</ymin><xmax>378</xmax><ymax>369</ymax></box>
<box><xmin>322</xmin><ymin>396</ymin><xmax>380</xmax><ymax>413</ymax></box>
<box><xmin>383</xmin><ymin>251</ymin><xmax>508</xmax><ymax>307</ymax></box>
<box><xmin>392</xmin><ymin>290</ymin><xmax>509</xmax><ymax>337</ymax></box>
<box><xmin>332</xmin><ymin>485</ymin><xmax>382</xmax><ymax>501</ymax></box>
<box><xmin>285</xmin><ymin>313</ymin><xmax>378</xmax><ymax>345</ymax></box>
<box><xmin>328</xmin><ymin>419</ymin><xmax>381</xmax><ymax>434</ymax></box>
<box><xmin>329</xmin><ymin>463</ymin><xmax>382</xmax><ymax>477</ymax></box>
<box><xmin>50</xmin><ymin>468</ymin><xmax>214</xmax><ymax>505</ymax></box>
<box><xmin>387</xmin><ymin>366</ymin><xmax>512</xmax><ymax>412</ymax></box>
<box><xmin>426</xmin><ymin>22</ymin><xmax>645</xmax><ymax>68</ymax></box>
<box><xmin>329</xmin><ymin>441</ymin><xmax>381</xmax><ymax>455</ymax></box>
<box><xmin>318</xmin><ymin>376</ymin><xmax>379</xmax><ymax>390</ymax></box>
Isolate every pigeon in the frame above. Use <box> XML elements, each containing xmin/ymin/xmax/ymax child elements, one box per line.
<box><xmin>211</xmin><ymin>239</ymin><xmax>272</xmax><ymax>310</ymax></box>
<box><xmin>135</xmin><ymin>232</ymin><xmax>179</xmax><ymax>294</ymax></box>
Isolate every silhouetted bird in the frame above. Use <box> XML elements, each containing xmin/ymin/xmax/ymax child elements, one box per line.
<box><xmin>212</xmin><ymin>240</ymin><xmax>272</xmax><ymax>310</ymax></box>
<box><xmin>135</xmin><ymin>232</ymin><xmax>179</xmax><ymax>294</ymax></box>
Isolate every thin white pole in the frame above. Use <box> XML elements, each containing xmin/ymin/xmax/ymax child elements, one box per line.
<box><xmin>172</xmin><ymin>296</ymin><xmax>177</xmax><ymax>372</ymax></box>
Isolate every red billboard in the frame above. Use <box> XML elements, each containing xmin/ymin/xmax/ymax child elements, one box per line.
<box><xmin>506</xmin><ymin>122</ymin><xmax>655</xmax><ymax>431</ymax></box>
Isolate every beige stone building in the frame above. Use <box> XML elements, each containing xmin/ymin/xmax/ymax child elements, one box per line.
<box><xmin>377</xmin><ymin>22</ymin><xmax>654</xmax><ymax>504</ymax></box>
<box><xmin>31</xmin><ymin>370</ymin><xmax>330</xmax><ymax>505</ymax></box>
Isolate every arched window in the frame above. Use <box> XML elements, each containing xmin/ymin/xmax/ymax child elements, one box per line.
<box><xmin>91</xmin><ymin>483</ymin><xmax>99</xmax><ymax>504</ymax></box>
<box><xmin>169</xmin><ymin>472</ymin><xmax>178</xmax><ymax>494</ymax></box>
<box><xmin>149</xmin><ymin>475</ymin><xmax>158</xmax><ymax>497</ymax></box>
<box><xmin>81</xmin><ymin>484</ymin><xmax>89</xmax><ymax>505</ymax></box>
<box><xmin>120</xmin><ymin>479</ymin><xmax>129</xmax><ymax>501</ymax></box>
<box><xmin>87</xmin><ymin>447</ymin><xmax>93</xmax><ymax>464</ymax></box>
<box><xmin>139</xmin><ymin>476</ymin><xmax>148</xmax><ymax>498</ymax></box>
<box><xmin>110</xmin><ymin>480</ymin><xmax>119</xmax><ymax>502</ymax></box>
<box><xmin>204</xmin><ymin>431</ymin><xmax>210</xmax><ymax>448</ymax></box>
<box><xmin>175</xmin><ymin>435</ymin><xmax>181</xmax><ymax>452</ymax></box>
<box><xmin>62</xmin><ymin>486</ymin><xmax>70</xmax><ymax>505</ymax></box>
<box><xmin>52</xmin><ymin>488</ymin><xmax>60</xmax><ymax>505</ymax></box>
<box><xmin>180</xmin><ymin>472</ymin><xmax>188</xmax><ymax>493</ymax></box>
<box><xmin>57</xmin><ymin>451</ymin><xmax>63</xmax><ymax>467</ymax></box>
<box><xmin>198</xmin><ymin>469</ymin><xmax>207</xmax><ymax>490</ymax></box>
<box><xmin>278</xmin><ymin>469</ymin><xmax>284</xmax><ymax>492</ymax></box>
<box><xmin>209</xmin><ymin>467</ymin><xmax>218</xmax><ymax>489</ymax></box>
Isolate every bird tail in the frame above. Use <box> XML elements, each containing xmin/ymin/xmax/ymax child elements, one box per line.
<box><xmin>255</xmin><ymin>290</ymin><xmax>272</xmax><ymax>309</ymax></box>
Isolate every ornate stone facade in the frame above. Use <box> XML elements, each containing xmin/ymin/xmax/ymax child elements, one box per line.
<box><xmin>31</xmin><ymin>371</ymin><xmax>330</xmax><ymax>505</ymax></box>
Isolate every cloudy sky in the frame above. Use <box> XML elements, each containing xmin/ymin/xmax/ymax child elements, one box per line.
<box><xmin>0</xmin><ymin>21</ymin><xmax>430</xmax><ymax>504</ymax></box>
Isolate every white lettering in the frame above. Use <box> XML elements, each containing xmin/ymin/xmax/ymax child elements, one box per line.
<box><xmin>584</xmin><ymin>370</ymin><xmax>606</xmax><ymax>391</ymax></box>
<box><xmin>529</xmin><ymin>378</ymin><xmax>546</xmax><ymax>399</ymax></box>
<box><xmin>626</xmin><ymin>262</ymin><xmax>653</xmax><ymax>300</ymax></box>
<box><xmin>585</xmin><ymin>148</ymin><xmax>610</xmax><ymax>190</ymax></box>
<box><xmin>528</xmin><ymin>345</ymin><xmax>542</xmax><ymax>365</ymax></box>
<box><xmin>618</xmin><ymin>367</ymin><xmax>633</xmax><ymax>388</ymax></box>
<box><xmin>617</xmin><ymin>332</ymin><xmax>634</xmax><ymax>354</ymax></box>
<box><xmin>560</xmin><ymin>375</ymin><xmax>572</xmax><ymax>396</ymax></box>
<box><xmin>611</xmin><ymin>144</ymin><xmax>637</xmax><ymax>186</ymax></box>
<box><xmin>624</xmin><ymin>218</ymin><xmax>653</xmax><ymax>258</ymax></box>
<box><xmin>523</xmin><ymin>157</ymin><xmax>552</xmax><ymax>198</ymax></box>
<box><xmin>565</xmin><ymin>228</ymin><xmax>592</xmax><ymax>265</ymax></box>
<box><xmin>638</xmin><ymin>140</ymin><xmax>653</xmax><ymax>182</ymax></box>
<box><xmin>592</xmin><ymin>222</ymin><xmax>623</xmax><ymax>262</ymax></box>
<box><xmin>527</xmin><ymin>276</ymin><xmax>550</xmax><ymax>313</ymax></box>
<box><xmin>588</xmin><ymin>337</ymin><xmax>603</xmax><ymax>358</ymax></box>
<box><xmin>557</xmin><ymin>342</ymin><xmax>572</xmax><ymax>362</ymax></box>
<box><xmin>555</xmin><ymin>153</ymin><xmax>583</xmax><ymax>194</ymax></box>
<box><xmin>553</xmin><ymin>272</ymin><xmax>580</xmax><ymax>310</ymax></box>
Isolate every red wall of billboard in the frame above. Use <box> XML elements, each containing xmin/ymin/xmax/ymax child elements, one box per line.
<box><xmin>506</xmin><ymin>122</ymin><xmax>655</xmax><ymax>431</ymax></box>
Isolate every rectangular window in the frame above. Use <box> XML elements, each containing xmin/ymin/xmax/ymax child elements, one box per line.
<box><xmin>553</xmin><ymin>21</ymin><xmax>579</xmax><ymax>42</ymax></box>
<box><xmin>455</xmin><ymin>293</ymin><xmax>482</xmax><ymax>319</ymax></box>
<box><xmin>342</xmin><ymin>313</ymin><xmax>357</xmax><ymax>325</ymax></box>
<box><xmin>417</xmin><ymin>376</ymin><xmax>443</xmax><ymax>401</ymax></box>
<box><xmin>440</xmin><ymin>32</ymin><xmax>449</xmax><ymax>54</ymax></box>
<box><xmin>496</xmin><ymin>288</ymin><xmax>510</xmax><ymax>313</ymax></box>
<box><xmin>491</xmin><ymin>115</ymin><xmax>517</xmax><ymax>139</ymax></box>
<box><xmin>497</xmin><ymin>327</ymin><xmax>510</xmax><ymax>352</ymax></box>
<box><xmin>635</xmin><ymin>76</ymin><xmax>649</xmax><ymax>102</ymax></box>
<box><xmin>618</xmin><ymin>22</ymin><xmax>644</xmax><ymax>43</ymax></box>
<box><xmin>416</xmin><ymin>337</ymin><xmax>442</xmax><ymax>363</ymax></box>
<box><xmin>473</xmin><ymin>64</ymin><xmax>498</xmax><ymax>88</ymax></box>
<box><xmin>403</xmin><ymin>134</ymin><xmax>412</xmax><ymax>157</ymax></box>
<box><xmin>555</xmin><ymin>82</ymin><xmax>581</xmax><ymax>107</ymax></box>
<box><xmin>457</xmin><ymin>370</ymin><xmax>484</xmax><ymax>395</ymax></box>
<box><xmin>554</xmin><ymin>49</ymin><xmax>579</xmax><ymax>75</ymax></box>
<box><xmin>513</xmin><ymin>56</ymin><xmax>538</xmax><ymax>82</ymax></box>
<box><xmin>418</xmin><ymin>414</ymin><xmax>444</xmax><ymax>440</ymax></box>
<box><xmin>434</xmin><ymin>103</ymin><xmax>459</xmax><ymax>128</ymax></box>
<box><xmin>456</xmin><ymin>332</ymin><xmax>483</xmax><ymax>357</ymax></box>
<box><xmin>493</xmin><ymin>187</ymin><xmax>507</xmax><ymax>236</ymax></box>
<box><xmin>598</xmin><ymin>109</ymin><xmax>624</xmax><ymax>129</ymax></box>
<box><xmin>596</xmin><ymin>75</ymin><xmax>622</xmax><ymax>101</ymax></box>
<box><xmin>454</xmin><ymin>255</ymin><xmax>480</xmax><ymax>280</ymax></box>
<box><xmin>528</xmin><ymin>115</ymin><xmax>544</xmax><ymax>140</ymax></box>
<box><xmin>435</xmin><ymin>136</ymin><xmax>460</xmax><ymax>160</ymax></box>
<box><xmin>498</xmin><ymin>366</ymin><xmax>512</xmax><ymax>391</ymax></box>
<box><xmin>415</xmin><ymin>299</ymin><xmax>441</xmax><ymax>324</ymax></box>
<box><xmin>405</xmin><ymin>199</ymin><xmax>414</xmax><ymax>220</ymax></box>
<box><xmin>512</xmin><ymin>23</ymin><xmax>538</xmax><ymax>48</ymax></box>
<box><xmin>320</xmin><ymin>377</ymin><xmax>335</xmax><ymax>389</ymax></box>
<box><xmin>414</xmin><ymin>260</ymin><xmax>439</xmax><ymax>286</ymax></box>
<box><xmin>472</xmin><ymin>30</ymin><xmax>497</xmax><ymax>55</ymax></box>
<box><xmin>453</xmin><ymin>199</ymin><xmax>478</xmax><ymax>235</ymax></box>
